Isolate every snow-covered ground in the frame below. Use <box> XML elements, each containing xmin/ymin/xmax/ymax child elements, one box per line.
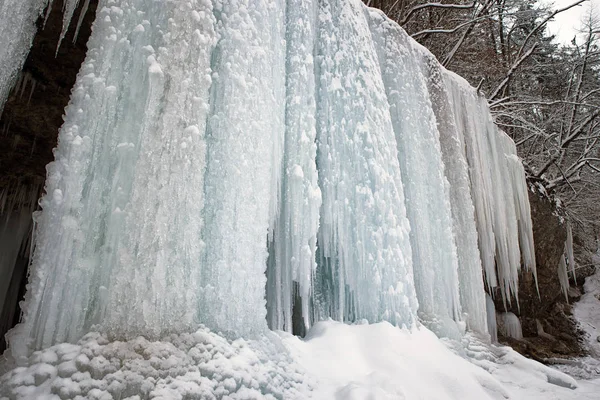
<box><xmin>2</xmin><ymin>319</ymin><xmax>600</xmax><ymax>399</ymax></box>
<box><xmin>574</xmin><ymin>265</ymin><xmax>600</xmax><ymax>359</ymax></box>
<box><xmin>551</xmin><ymin>263</ymin><xmax>600</xmax><ymax>383</ymax></box>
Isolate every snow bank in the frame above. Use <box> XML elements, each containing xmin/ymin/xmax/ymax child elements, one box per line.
<box><xmin>4</xmin><ymin>321</ymin><xmax>598</xmax><ymax>400</ymax></box>
<box><xmin>1</xmin><ymin>325</ymin><xmax>313</xmax><ymax>399</ymax></box>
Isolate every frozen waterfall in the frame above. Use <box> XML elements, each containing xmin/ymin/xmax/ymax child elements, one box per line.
<box><xmin>1</xmin><ymin>0</ymin><xmax>537</xmax><ymax>359</ymax></box>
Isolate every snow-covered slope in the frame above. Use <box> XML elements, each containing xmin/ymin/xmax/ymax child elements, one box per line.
<box><xmin>2</xmin><ymin>320</ymin><xmax>599</xmax><ymax>399</ymax></box>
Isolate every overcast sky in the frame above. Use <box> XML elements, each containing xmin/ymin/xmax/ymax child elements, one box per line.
<box><xmin>546</xmin><ymin>0</ymin><xmax>598</xmax><ymax>45</ymax></box>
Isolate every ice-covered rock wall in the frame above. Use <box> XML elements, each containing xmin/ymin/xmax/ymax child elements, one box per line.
<box><xmin>1</xmin><ymin>0</ymin><xmax>536</xmax><ymax>359</ymax></box>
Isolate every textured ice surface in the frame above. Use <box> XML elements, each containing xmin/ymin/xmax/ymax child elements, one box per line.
<box><xmin>266</xmin><ymin>0</ymin><xmax>321</xmax><ymax>333</ymax></box>
<box><xmin>498</xmin><ymin>312</ymin><xmax>523</xmax><ymax>340</ymax></box>
<box><xmin>426</xmin><ymin>53</ymin><xmax>487</xmax><ymax>336</ymax></box>
<box><xmin>311</xmin><ymin>0</ymin><xmax>416</xmax><ymax>330</ymax></box>
<box><xmin>485</xmin><ymin>294</ymin><xmax>497</xmax><ymax>343</ymax></box>
<box><xmin>368</xmin><ymin>10</ymin><xmax>461</xmax><ymax>338</ymax></box>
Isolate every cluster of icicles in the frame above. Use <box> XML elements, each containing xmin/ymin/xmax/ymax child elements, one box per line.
<box><xmin>1</xmin><ymin>0</ymin><xmax>537</xmax><ymax>360</ymax></box>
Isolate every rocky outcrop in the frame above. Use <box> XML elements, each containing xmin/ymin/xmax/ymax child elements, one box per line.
<box><xmin>493</xmin><ymin>189</ymin><xmax>591</xmax><ymax>359</ymax></box>
<box><xmin>0</xmin><ymin>0</ymin><xmax>97</xmax><ymax>194</ymax></box>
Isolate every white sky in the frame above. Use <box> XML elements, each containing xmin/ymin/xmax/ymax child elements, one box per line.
<box><xmin>546</xmin><ymin>0</ymin><xmax>599</xmax><ymax>45</ymax></box>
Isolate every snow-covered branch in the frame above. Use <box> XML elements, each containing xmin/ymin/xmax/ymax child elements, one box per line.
<box><xmin>401</xmin><ymin>2</ymin><xmax>475</xmax><ymax>25</ymax></box>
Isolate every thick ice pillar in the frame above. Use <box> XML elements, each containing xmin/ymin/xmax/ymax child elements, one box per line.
<box><xmin>312</xmin><ymin>0</ymin><xmax>417</xmax><ymax>327</ymax></box>
<box><xmin>368</xmin><ymin>9</ymin><xmax>462</xmax><ymax>338</ymax></box>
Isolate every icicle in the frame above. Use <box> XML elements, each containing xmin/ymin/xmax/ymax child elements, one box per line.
<box><xmin>498</xmin><ymin>312</ymin><xmax>523</xmax><ymax>340</ymax></box>
<box><xmin>266</xmin><ymin>0</ymin><xmax>321</xmax><ymax>333</ymax></box>
<box><xmin>558</xmin><ymin>253</ymin><xmax>570</xmax><ymax>302</ymax></box>
<box><xmin>444</xmin><ymin>74</ymin><xmax>498</xmax><ymax>294</ymax></box>
<box><xmin>56</xmin><ymin>0</ymin><xmax>80</xmax><ymax>54</ymax></box>
<box><xmin>368</xmin><ymin>7</ymin><xmax>463</xmax><ymax>339</ymax></box>
<box><xmin>566</xmin><ymin>223</ymin><xmax>576</xmax><ymax>281</ymax></box>
<box><xmin>442</xmin><ymin>73</ymin><xmax>536</xmax><ymax>310</ymax></box>
<box><xmin>486</xmin><ymin>294</ymin><xmax>498</xmax><ymax>343</ymax></box>
<box><xmin>72</xmin><ymin>0</ymin><xmax>90</xmax><ymax>44</ymax></box>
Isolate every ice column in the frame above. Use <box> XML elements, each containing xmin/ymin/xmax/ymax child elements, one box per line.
<box><xmin>312</xmin><ymin>0</ymin><xmax>417</xmax><ymax>327</ymax></box>
<box><xmin>266</xmin><ymin>0</ymin><xmax>322</xmax><ymax>333</ymax></box>
<box><xmin>425</xmin><ymin>55</ymin><xmax>487</xmax><ymax>334</ymax></box>
<box><xmin>201</xmin><ymin>0</ymin><xmax>286</xmax><ymax>335</ymax></box>
<box><xmin>10</xmin><ymin>0</ymin><xmax>287</xmax><ymax>357</ymax></box>
<box><xmin>368</xmin><ymin>9</ymin><xmax>462</xmax><ymax>337</ymax></box>
<box><xmin>498</xmin><ymin>312</ymin><xmax>523</xmax><ymax>340</ymax></box>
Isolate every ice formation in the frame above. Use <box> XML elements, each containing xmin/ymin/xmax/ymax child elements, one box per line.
<box><xmin>556</xmin><ymin>222</ymin><xmax>576</xmax><ymax>302</ymax></box>
<box><xmin>0</xmin><ymin>0</ymin><xmax>538</xmax><ymax>368</ymax></box>
<box><xmin>486</xmin><ymin>294</ymin><xmax>498</xmax><ymax>343</ymax></box>
<box><xmin>1</xmin><ymin>326</ymin><xmax>313</xmax><ymax>399</ymax></box>
<box><xmin>559</xmin><ymin>253</ymin><xmax>570</xmax><ymax>302</ymax></box>
<box><xmin>445</xmin><ymin>74</ymin><xmax>537</xmax><ymax>309</ymax></box>
<box><xmin>498</xmin><ymin>312</ymin><xmax>523</xmax><ymax>340</ymax></box>
<box><xmin>566</xmin><ymin>222</ymin><xmax>576</xmax><ymax>280</ymax></box>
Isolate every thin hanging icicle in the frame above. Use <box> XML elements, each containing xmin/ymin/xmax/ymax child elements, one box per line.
<box><xmin>72</xmin><ymin>0</ymin><xmax>90</xmax><ymax>44</ymax></box>
<box><xmin>558</xmin><ymin>253</ymin><xmax>570</xmax><ymax>302</ymax></box>
<box><xmin>55</xmin><ymin>0</ymin><xmax>80</xmax><ymax>53</ymax></box>
<box><xmin>566</xmin><ymin>222</ymin><xmax>576</xmax><ymax>281</ymax></box>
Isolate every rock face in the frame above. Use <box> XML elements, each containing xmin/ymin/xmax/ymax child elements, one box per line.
<box><xmin>0</xmin><ymin>0</ymin><xmax>97</xmax><ymax>194</ymax></box>
<box><xmin>494</xmin><ymin>190</ymin><xmax>588</xmax><ymax>359</ymax></box>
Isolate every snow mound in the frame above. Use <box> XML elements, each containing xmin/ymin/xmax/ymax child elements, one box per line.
<box><xmin>0</xmin><ymin>326</ymin><xmax>313</xmax><ymax>400</ymax></box>
<box><xmin>2</xmin><ymin>321</ymin><xmax>600</xmax><ymax>400</ymax></box>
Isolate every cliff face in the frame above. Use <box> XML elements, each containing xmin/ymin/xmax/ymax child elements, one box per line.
<box><xmin>0</xmin><ymin>0</ymin><xmax>96</xmax><ymax>194</ymax></box>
